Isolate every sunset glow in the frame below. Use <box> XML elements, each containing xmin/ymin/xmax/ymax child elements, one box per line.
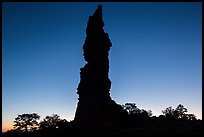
<box><xmin>2</xmin><ymin>2</ymin><xmax>202</xmax><ymax>133</ymax></box>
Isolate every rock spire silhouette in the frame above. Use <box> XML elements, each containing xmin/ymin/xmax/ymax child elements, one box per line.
<box><xmin>74</xmin><ymin>5</ymin><xmax>127</xmax><ymax>124</ymax></box>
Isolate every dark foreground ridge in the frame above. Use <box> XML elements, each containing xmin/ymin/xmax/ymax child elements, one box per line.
<box><xmin>3</xmin><ymin>117</ymin><xmax>202</xmax><ymax>136</ymax></box>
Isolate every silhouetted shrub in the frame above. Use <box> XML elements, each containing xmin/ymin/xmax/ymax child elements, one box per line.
<box><xmin>162</xmin><ymin>104</ymin><xmax>196</xmax><ymax>121</ymax></box>
<box><xmin>13</xmin><ymin>113</ymin><xmax>40</xmax><ymax>132</ymax></box>
<box><xmin>158</xmin><ymin>115</ymin><xmax>165</xmax><ymax>120</ymax></box>
<box><xmin>39</xmin><ymin>114</ymin><xmax>67</xmax><ymax>130</ymax></box>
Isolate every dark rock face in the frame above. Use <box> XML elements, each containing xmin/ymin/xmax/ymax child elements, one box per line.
<box><xmin>74</xmin><ymin>5</ymin><xmax>127</xmax><ymax>124</ymax></box>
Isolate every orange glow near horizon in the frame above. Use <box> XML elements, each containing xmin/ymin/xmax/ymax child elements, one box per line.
<box><xmin>2</xmin><ymin>113</ymin><xmax>202</xmax><ymax>133</ymax></box>
<box><xmin>2</xmin><ymin>124</ymin><xmax>13</xmax><ymax>132</ymax></box>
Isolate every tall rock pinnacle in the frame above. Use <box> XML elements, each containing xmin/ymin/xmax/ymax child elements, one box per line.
<box><xmin>74</xmin><ymin>5</ymin><xmax>127</xmax><ymax>124</ymax></box>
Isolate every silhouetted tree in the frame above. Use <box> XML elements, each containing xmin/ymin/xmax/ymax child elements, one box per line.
<box><xmin>122</xmin><ymin>103</ymin><xmax>153</xmax><ymax>117</ymax></box>
<box><xmin>162</xmin><ymin>106</ymin><xmax>174</xmax><ymax>116</ymax></box>
<box><xmin>13</xmin><ymin>113</ymin><xmax>40</xmax><ymax>132</ymax></box>
<box><xmin>162</xmin><ymin>104</ymin><xmax>195</xmax><ymax>120</ymax></box>
<box><xmin>56</xmin><ymin>119</ymin><xmax>69</xmax><ymax>128</ymax></box>
<box><xmin>158</xmin><ymin>115</ymin><xmax>166</xmax><ymax>120</ymax></box>
<box><xmin>39</xmin><ymin>114</ymin><xmax>66</xmax><ymax>130</ymax></box>
<box><xmin>122</xmin><ymin>103</ymin><xmax>141</xmax><ymax>114</ymax></box>
<box><xmin>186</xmin><ymin>114</ymin><xmax>197</xmax><ymax>121</ymax></box>
<box><xmin>174</xmin><ymin>104</ymin><xmax>188</xmax><ymax>119</ymax></box>
<box><xmin>162</xmin><ymin>106</ymin><xmax>175</xmax><ymax>119</ymax></box>
<box><xmin>139</xmin><ymin>109</ymin><xmax>149</xmax><ymax>118</ymax></box>
<box><xmin>122</xmin><ymin>103</ymin><xmax>153</xmax><ymax>123</ymax></box>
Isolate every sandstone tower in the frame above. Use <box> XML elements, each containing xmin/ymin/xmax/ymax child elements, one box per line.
<box><xmin>74</xmin><ymin>5</ymin><xmax>127</xmax><ymax>124</ymax></box>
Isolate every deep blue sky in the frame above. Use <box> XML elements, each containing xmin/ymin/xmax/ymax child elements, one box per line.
<box><xmin>2</xmin><ymin>2</ymin><xmax>202</xmax><ymax>131</ymax></box>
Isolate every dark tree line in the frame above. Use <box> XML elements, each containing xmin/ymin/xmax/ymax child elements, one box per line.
<box><xmin>3</xmin><ymin>103</ymin><xmax>199</xmax><ymax>136</ymax></box>
<box><xmin>5</xmin><ymin>113</ymin><xmax>69</xmax><ymax>134</ymax></box>
<box><xmin>122</xmin><ymin>103</ymin><xmax>197</xmax><ymax>121</ymax></box>
<box><xmin>39</xmin><ymin>114</ymin><xmax>69</xmax><ymax>130</ymax></box>
<box><xmin>122</xmin><ymin>103</ymin><xmax>152</xmax><ymax>122</ymax></box>
<box><xmin>161</xmin><ymin>104</ymin><xmax>197</xmax><ymax>120</ymax></box>
<box><xmin>122</xmin><ymin>103</ymin><xmax>152</xmax><ymax>117</ymax></box>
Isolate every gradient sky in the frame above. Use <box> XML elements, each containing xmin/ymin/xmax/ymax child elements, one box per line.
<box><xmin>2</xmin><ymin>2</ymin><xmax>202</xmax><ymax>132</ymax></box>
